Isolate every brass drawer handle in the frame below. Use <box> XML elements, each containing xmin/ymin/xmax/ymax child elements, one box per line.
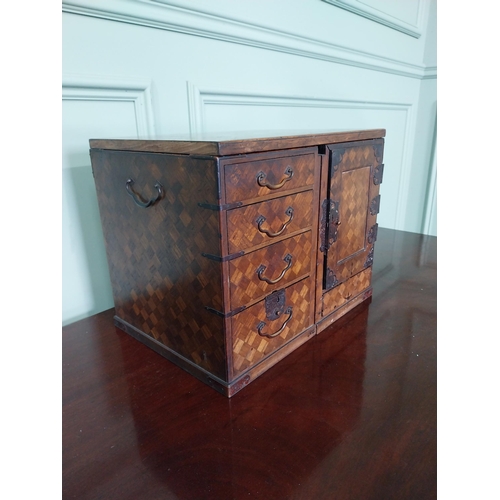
<box><xmin>126</xmin><ymin>178</ymin><xmax>162</xmax><ymax>208</ymax></box>
<box><xmin>256</xmin><ymin>207</ymin><xmax>294</xmax><ymax>237</ymax></box>
<box><xmin>257</xmin><ymin>254</ymin><xmax>293</xmax><ymax>284</ymax></box>
<box><xmin>256</xmin><ymin>166</ymin><xmax>293</xmax><ymax>190</ymax></box>
<box><xmin>257</xmin><ymin>306</ymin><xmax>293</xmax><ymax>338</ymax></box>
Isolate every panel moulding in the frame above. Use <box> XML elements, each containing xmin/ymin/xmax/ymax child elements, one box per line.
<box><xmin>422</xmin><ymin>114</ymin><xmax>437</xmax><ymax>236</ymax></box>
<box><xmin>62</xmin><ymin>0</ymin><xmax>432</xmax><ymax>79</ymax></box>
<box><xmin>62</xmin><ymin>73</ymin><xmax>156</xmax><ymax>136</ymax></box>
<box><xmin>321</xmin><ymin>0</ymin><xmax>425</xmax><ymax>38</ymax></box>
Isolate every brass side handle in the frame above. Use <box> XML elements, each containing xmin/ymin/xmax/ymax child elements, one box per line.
<box><xmin>257</xmin><ymin>306</ymin><xmax>293</xmax><ymax>338</ymax></box>
<box><xmin>126</xmin><ymin>179</ymin><xmax>162</xmax><ymax>208</ymax></box>
<box><xmin>256</xmin><ymin>166</ymin><xmax>293</xmax><ymax>190</ymax></box>
<box><xmin>256</xmin><ymin>207</ymin><xmax>294</xmax><ymax>238</ymax></box>
<box><xmin>256</xmin><ymin>254</ymin><xmax>293</xmax><ymax>285</ymax></box>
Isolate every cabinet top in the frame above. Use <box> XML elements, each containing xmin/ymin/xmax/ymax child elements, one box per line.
<box><xmin>89</xmin><ymin>129</ymin><xmax>385</xmax><ymax>156</ymax></box>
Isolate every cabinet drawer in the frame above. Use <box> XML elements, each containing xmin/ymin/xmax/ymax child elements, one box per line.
<box><xmin>232</xmin><ymin>278</ymin><xmax>313</xmax><ymax>377</ymax></box>
<box><xmin>224</xmin><ymin>153</ymin><xmax>315</xmax><ymax>203</ymax></box>
<box><xmin>229</xmin><ymin>232</ymin><xmax>313</xmax><ymax>309</ymax></box>
<box><xmin>321</xmin><ymin>267</ymin><xmax>372</xmax><ymax>318</ymax></box>
<box><xmin>226</xmin><ymin>190</ymin><xmax>314</xmax><ymax>253</ymax></box>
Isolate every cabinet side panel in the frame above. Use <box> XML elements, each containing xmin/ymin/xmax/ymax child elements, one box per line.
<box><xmin>91</xmin><ymin>150</ymin><xmax>227</xmax><ymax>381</ymax></box>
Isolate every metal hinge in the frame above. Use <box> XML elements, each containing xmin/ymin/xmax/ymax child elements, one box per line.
<box><xmin>370</xmin><ymin>195</ymin><xmax>381</xmax><ymax>215</ymax></box>
<box><xmin>319</xmin><ymin>199</ymin><xmax>340</xmax><ymax>253</ymax></box>
<box><xmin>368</xmin><ymin>223</ymin><xmax>378</xmax><ymax>244</ymax></box>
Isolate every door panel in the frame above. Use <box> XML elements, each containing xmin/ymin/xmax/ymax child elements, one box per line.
<box><xmin>323</xmin><ymin>139</ymin><xmax>384</xmax><ymax>290</ymax></box>
<box><xmin>337</xmin><ymin>166</ymin><xmax>371</xmax><ymax>261</ymax></box>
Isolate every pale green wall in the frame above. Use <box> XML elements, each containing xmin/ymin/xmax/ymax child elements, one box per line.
<box><xmin>62</xmin><ymin>0</ymin><xmax>437</xmax><ymax>325</ymax></box>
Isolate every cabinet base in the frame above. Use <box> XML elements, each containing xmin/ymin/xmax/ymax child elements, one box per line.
<box><xmin>114</xmin><ymin>316</ymin><xmax>316</xmax><ymax>397</ymax></box>
<box><xmin>227</xmin><ymin>324</ymin><xmax>317</xmax><ymax>397</ymax></box>
<box><xmin>114</xmin><ymin>287</ymin><xmax>371</xmax><ymax>396</ymax></box>
<box><xmin>114</xmin><ymin>316</ymin><xmax>230</xmax><ymax>396</ymax></box>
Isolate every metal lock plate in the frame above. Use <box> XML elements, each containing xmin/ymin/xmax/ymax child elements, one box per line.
<box><xmin>264</xmin><ymin>289</ymin><xmax>286</xmax><ymax>320</ymax></box>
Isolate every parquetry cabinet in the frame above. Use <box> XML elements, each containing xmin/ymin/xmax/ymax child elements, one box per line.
<box><xmin>90</xmin><ymin>130</ymin><xmax>385</xmax><ymax>396</ymax></box>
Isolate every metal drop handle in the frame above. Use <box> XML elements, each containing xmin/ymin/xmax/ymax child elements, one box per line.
<box><xmin>126</xmin><ymin>179</ymin><xmax>162</xmax><ymax>208</ymax></box>
<box><xmin>257</xmin><ymin>254</ymin><xmax>293</xmax><ymax>284</ymax></box>
<box><xmin>256</xmin><ymin>207</ymin><xmax>294</xmax><ymax>237</ymax></box>
<box><xmin>256</xmin><ymin>166</ymin><xmax>293</xmax><ymax>190</ymax></box>
<box><xmin>257</xmin><ymin>306</ymin><xmax>293</xmax><ymax>338</ymax></box>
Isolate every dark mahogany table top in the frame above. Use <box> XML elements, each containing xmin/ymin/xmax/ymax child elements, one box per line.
<box><xmin>62</xmin><ymin>228</ymin><xmax>436</xmax><ymax>500</ymax></box>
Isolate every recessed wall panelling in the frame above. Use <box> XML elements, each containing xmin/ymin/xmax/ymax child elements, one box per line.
<box><xmin>62</xmin><ymin>76</ymin><xmax>155</xmax><ymax>325</ymax></box>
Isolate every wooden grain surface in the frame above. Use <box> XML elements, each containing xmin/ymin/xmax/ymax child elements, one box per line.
<box><xmin>225</xmin><ymin>190</ymin><xmax>314</xmax><ymax>253</ymax></box>
<box><xmin>91</xmin><ymin>150</ymin><xmax>227</xmax><ymax>380</ymax></box>
<box><xmin>62</xmin><ymin>227</ymin><xmax>436</xmax><ymax>500</ymax></box>
<box><xmin>223</xmin><ymin>150</ymin><xmax>316</xmax><ymax>203</ymax></box>
<box><xmin>89</xmin><ymin>129</ymin><xmax>386</xmax><ymax>155</ymax></box>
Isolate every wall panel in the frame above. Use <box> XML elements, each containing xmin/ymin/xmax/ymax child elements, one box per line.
<box><xmin>62</xmin><ymin>75</ymin><xmax>155</xmax><ymax>325</ymax></box>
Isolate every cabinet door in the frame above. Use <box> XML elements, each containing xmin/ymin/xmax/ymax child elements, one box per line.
<box><xmin>323</xmin><ymin>139</ymin><xmax>384</xmax><ymax>290</ymax></box>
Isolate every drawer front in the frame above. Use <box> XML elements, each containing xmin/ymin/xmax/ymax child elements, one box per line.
<box><xmin>229</xmin><ymin>232</ymin><xmax>313</xmax><ymax>309</ymax></box>
<box><xmin>226</xmin><ymin>190</ymin><xmax>314</xmax><ymax>253</ymax></box>
<box><xmin>232</xmin><ymin>278</ymin><xmax>313</xmax><ymax>377</ymax></box>
<box><xmin>321</xmin><ymin>267</ymin><xmax>372</xmax><ymax>318</ymax></box>
<box><xmin>224</xmin><ymin>153</ymin><xmax>316</xmax><ymax>203</ymax></box>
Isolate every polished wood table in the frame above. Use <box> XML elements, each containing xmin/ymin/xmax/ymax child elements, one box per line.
<box><xmin>62</xmin><ymin>228</ymin><xmax>436</xmax><ymax>499</ymax></box>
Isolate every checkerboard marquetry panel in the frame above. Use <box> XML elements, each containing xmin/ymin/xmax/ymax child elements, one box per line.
<box><xmin>229</xmin><ymin>232</ymin><xmax>313</xmax><ymax>309</ymax></box>
<box><xmin>226</xmin><ymin>190</ymin><xmax>314</xmax><ymax>252</ymax></box>
<box><xmin>92</xmin><ymin>151</ymin><xmax>227</xmax><ymax>380</ymax></box>
<box><xmin>225</xmin><ymin>153</ymin><xmax>316</xmax><ymax>203</ymax></box>
<box><xmin>337</xmin><ymin>167</ymin><xmax>370</xmax><ymax>261</ymax></box>
<box><xmin>231</xmin><ymin>279</ymin><xmax>313</xmax><ymax>376</ymax></box>
<box><xmin>321</xmin><ymin>268</ymin><xmax>372</xmax><ymax>318</ymax></box>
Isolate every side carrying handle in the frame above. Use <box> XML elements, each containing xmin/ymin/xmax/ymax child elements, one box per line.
<box><xmin>257</xmin><ymin>307</ymin><xmax>293</xmax><ymax>338</ymax></box>
<box><xmin>256</xmin><ymin>166</ymin><xmax>293</xmax><ymax>190</ymax></box>
<box><xmin>126</xmin><ymin>178</ymin><xmax>163</xmax><ymax>208</ymax></box>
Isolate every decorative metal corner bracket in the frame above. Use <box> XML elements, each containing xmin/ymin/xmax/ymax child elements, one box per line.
<box><xmin>324</xmin><ymin>267</ymin><xmax>339</xmax><ymax>290</ymax></box>
<box><xmin>365</xmin><ymin>246</ymin><xmax>375</xmax><ymax>268</ymax></box>
<box><xmin>201</xmin><ymin>250</ymin><xmax>244</xmax><ymax>262</ymax></box>
<box><xmin>373</xmin><ymin>143</ymin><xmax>384</xmax><ymax>164</ymax></box>
<box><xmin>205</xmin><ymin>305</ymin><xmax>246</xmax><ymax>318</ymax></box>
<box><xmin>198</xmin><ymin>201</ymin><xmax>243</xmax><ymax>211</ymax></box>
<box><xmin>373</xmin><ymin>164</ymin><xmax>384</xmax><ymax>185</ymax></box>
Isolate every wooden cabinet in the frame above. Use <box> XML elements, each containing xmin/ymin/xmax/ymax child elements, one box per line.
<box><xmin>90</xmin><ymin>130</ymin><xmax>385</xmax><ymax>396</ymax></box>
